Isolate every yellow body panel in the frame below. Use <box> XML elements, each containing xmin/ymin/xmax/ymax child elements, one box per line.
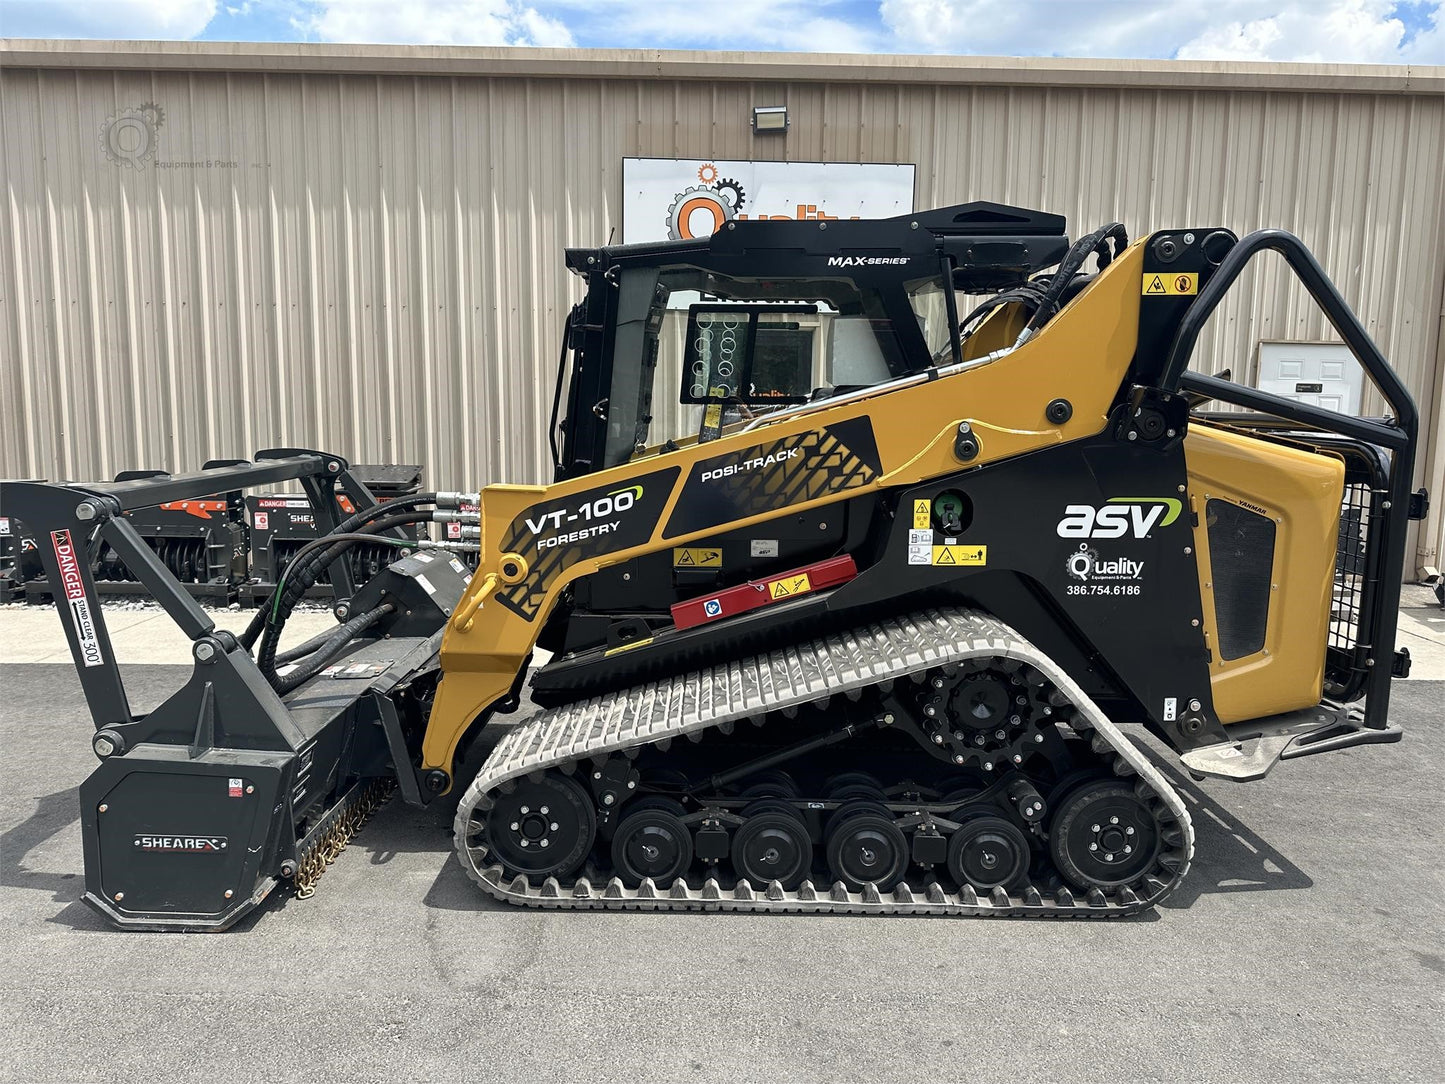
<box><xmin>421</xmin><ymin>242</ymin><xmax>1148</xmax><ymax>781</ymax></box>
<box><xmin>1185</xmin><ymin>424</ymin><xmax>1345</xmax><ymax>724</ymax></box>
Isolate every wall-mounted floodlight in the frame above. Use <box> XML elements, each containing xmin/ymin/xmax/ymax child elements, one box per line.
<box><xmin>753</xmin><ymin>106</ymin><xmax>788</xmax><ymax>134</ymax></box>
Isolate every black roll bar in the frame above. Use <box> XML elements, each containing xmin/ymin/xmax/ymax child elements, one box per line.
<box><xmin>1164</xmin><ymin>229</ymin><xmax>1419</xmax><ymax>734</ymax></box>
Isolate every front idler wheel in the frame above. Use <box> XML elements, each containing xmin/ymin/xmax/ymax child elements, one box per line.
<box><xmin>947</xmin><ymin>810</ymin><xmax>1032</xmax><ymax>891</ymax></box>
<box><xmin>611</xmin><ymin>801</ymin><xmax>693</xmax><ymax>887</ymax></box>
<box><xmin>1049</xmin><ymin>780</ymin><xmax>1161</xmax><ymax>890</ymax></box>
<box><xmin>825</xmin><ymin>809</ymin><xmax>909</xmax><ymax>891</ymax></box>
<box><xmin>731</xmin><ymin>807</ymin><xmax>812</xmax><ymax>890</ymax></box>
<box><xmin>484</xmin><ymin>773</ymin><xmax>597</xmax><ymax>881</ymax></box>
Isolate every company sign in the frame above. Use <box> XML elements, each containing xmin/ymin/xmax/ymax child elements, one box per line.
<box><xmin>622</xmin><ymin>158</ymin><xmax>915</xmax><ymax>243</ymax></box>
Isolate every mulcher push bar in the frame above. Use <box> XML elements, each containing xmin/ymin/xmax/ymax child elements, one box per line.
<box><xmin>0</xmin><ymin>449</ymin><xmax>374</xmax><ymax>736</ymax></box>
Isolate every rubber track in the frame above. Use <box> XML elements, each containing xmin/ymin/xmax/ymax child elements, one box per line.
<box><xmin>453</xmin><ymin>608</ymin><xmax>1195</xmax><ymax>917</ymax></box>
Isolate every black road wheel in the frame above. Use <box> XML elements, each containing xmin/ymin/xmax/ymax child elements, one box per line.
<box><xmin>947</xmin><ymin>811</ymin><xmax>1032</xmax><ymax>891</ymax></box>
<box><xmin>611</xmin><ymin>805</ymin><xmax>693</xmax><ymax>887</ymax></box>
<box><xmin>731</xmin><ymin>810</ymin><xmax>812</xmax><ymax>889</ymax></box>
<box><xmin>484</xmin><ymin>773</ymin><xmax>596</xmax><ymax>880</ymax></box>
<box><xmin>1049</xmin><ymin>780</ymin><xmax>1161</xmax><ymax>890</ymax></box>
<box><xmin>823</xmin><ymin>771</ymin><xmax>888</xmax><ymax>802</ymax></box>
<box><xmin>738</xmin><ymin>769</ymin><xmax>802</xmax><ymax>800</ymax></box>
<box><xmin>825</xmin><ymin>811</ymin><xmax>909</xmax><ymax>891</ymax></box>
<box><xmin>823</xmin><ymin>798</ymin><xmax>890</xmax><ymax>845</ymax></box>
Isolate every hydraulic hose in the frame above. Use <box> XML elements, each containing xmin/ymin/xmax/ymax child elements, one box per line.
<box><xmin>272</xmin><ymin>602</ymin><xmax>396</xmax><ymax>695</ymax></box>
<box><xmin>239</xmin><ymin>492</ymin><xmax>441</xmax><ymax>650</ymax></box>
<box><xmin>255</xmin><ymin>516</ymin><xmax>436</xmax><ymax>687</ymax></box>
<box><xmin>1013</xmin><ymin>222</ymin><xmax>1128</xmax><ymax>346</ymax></box>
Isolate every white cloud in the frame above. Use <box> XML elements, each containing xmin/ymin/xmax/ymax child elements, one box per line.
<box><xmin>534</xmin><ymin>0</ymin><xmax>880</xmax><ymax>53</ymax></box>
<box><xmin>878</xmin><ymin>0</ymin><xmax>1445</xmax><ymax>63</ymax></box>
<box><xmin>300</xmin><ymin>0</ymin><xmax>574</xmax><ymax>46</ymax></box>
<box><xmin>0</xmin><ymin>0</ymin><xmax>217</xmax><ymax>38</ymax></box>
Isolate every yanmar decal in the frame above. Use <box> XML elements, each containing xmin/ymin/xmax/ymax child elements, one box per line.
<box><xmin>664</xmin><ymin>418</ymin><xmax>881</xmax><ymax>539</ymax></box>
<box><xmin>1055</xmin><ymin>497</ymin><xmax>1182</xmax><ymax>540</ymax></box>
<box><xmin>50</xmin><ymin>529</ymin><xmax>105</xmax><ymax>667</ymax></box>
<box><xmin>496</xmin><ymin>467</ymin><xmax>680</xmax><ymax>621</ymax></box>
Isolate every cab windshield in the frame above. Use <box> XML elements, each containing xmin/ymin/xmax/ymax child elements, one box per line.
<box><xmin>601</xmin><ymin>264</ymin><xmax>951</xmax><ymax>467</ymax></box>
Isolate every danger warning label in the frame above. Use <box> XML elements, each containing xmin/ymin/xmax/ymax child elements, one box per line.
<box><xmin>1143</xmin><ymin>272</ymin><xmax>1198</xmax><ymax>296</ymax></box>
<box><xmin>767</xmin><ymin>573</ymin><xmax>812</xmax><ymax>599</ymax></box>
<box><xmin>911</xmin><ymin>543</ymin><xmax>988</xmax><ymax>566</ymax></box>
<box><xmin>673</xmin><ymin>547</ymin><xmax>722</xmax><ymax>568</ymax></box>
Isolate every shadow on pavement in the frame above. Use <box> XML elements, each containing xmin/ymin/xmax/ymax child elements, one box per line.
<box><xmin>0</xmin><ymin>787</ymin><xmax>83</xmax><ymax>899</ymax></box>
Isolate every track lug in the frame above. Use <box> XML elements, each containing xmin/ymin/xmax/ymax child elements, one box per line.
<box><xmin>797</xmin><ymin>881</ymin><xmax>819</xmax><ymax>901</ymax></box>
<box><xmin>893</xmin><ymin>884</ymin><xmax>916</xmax><ymax>904</ymax></box>
<box><xmin>604</xmin><ymin>877</ymin><xmax>626</xmax><ymax>899</ymax></box>
<box><xmin>926</xmin><ymin>883</ymin><xmax>947</xmax><ymax>904</ymax></box>
<box><xmin>989</xmin><ymin>887</ymin><xmax>1010</xmax><ymax>907</ymax></box>
<box><xmin>1086</xmin><ymin>888</ymin><xmax>1108</xmax><ymax>907</ymax></box>
<box><xmin>541</xmin><ymin>877</ymin><xmax>563</xmax><ymax>898</ymax></box>
<box><xmin>702</xmin><ymin>878</ymin><xmax>722</xmax><ymax>900</ymax></box>
<box><xmin>1055</xmin><ymin>887</ymin><xmax>1076</xmax><ymax>907</ymax></box>
<box><xmin>509</xmin><ymin>875</ymin><xmax>529</xmax><ymax>895</ymax></box>
<box><xmin>573</xmin><ymin>878</ymin><xmax>593</xmax><ymax>899</ymax></box>
<box><xmin>830</xmin><ymin>882</ymin><xmax>850</xmax><ymax>902</ymax></box>
<box><xmin>861</xmin><ymin>883</ymin><xmax>882</xmax><ymax>904</ymax></box>
<box><xmin>734</xmin><ymin>881</ymin><xmax>756</xmax><ymax>901</ymax></box>
<box><xmin>766</xmin><ymin>879</ymin><xmax>786</xmax><ymax>901</ymax></box>
<box><xmin>1157</xmin><ymin>848</ymin><xmax>1187</xmax><ymax>873</ymax></box>
<box><xmin>638</xmin><ymin>877</ymin><xmax>659</xmax><ymax>899</ymax></box>
<box><xmin>1116</xmin><ymin>885</ymin><xmax>1141</xmax><ymax>907</ymax></box>
<box><xmin>959</xmin><ymin>885</ymin><xmax>980</xmax><ymax>907</ymax></box>
<box><xmin>669</xmin><ymin>878</ymin><xmax>690</xmax><ymax>899</ymax></box>
<box><xmin>1023</xmin><ymin>886</ymin><xmax>1043</xmax><ymax>907</ymax></box>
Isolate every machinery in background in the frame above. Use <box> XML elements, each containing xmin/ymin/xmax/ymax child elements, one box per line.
<box><xmin>240</xmin><ymin>463</ymin><xmax>425</xmax><ymax>606</ymax></box>
<box><xmin>1</xmin><ymin>462</ymin><xmax>426</xmax><ymax>607</ymax></box>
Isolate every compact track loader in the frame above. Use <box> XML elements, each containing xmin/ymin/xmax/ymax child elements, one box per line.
<box><xmin>4</xmin><ymin>202</ymin><xmax>1426</xmax><ymax>929</ymax></box>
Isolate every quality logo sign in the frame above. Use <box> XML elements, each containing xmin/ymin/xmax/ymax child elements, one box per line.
<box><xmin>622</xmin><ymin>158</ymin><xmax>915</xmax><ymax>243</ymax></box>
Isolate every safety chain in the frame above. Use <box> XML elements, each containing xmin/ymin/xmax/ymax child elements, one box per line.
<box><xmin>293</xmin><ymin>778</ymin><xmax>396</xmax><ymax>899</ymax></box>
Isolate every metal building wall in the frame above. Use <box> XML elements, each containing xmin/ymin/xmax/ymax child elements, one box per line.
<box><xmin>2</xmin><ymin>45</ymin><xmax>1443</xmax><ymax>571</ymax></box>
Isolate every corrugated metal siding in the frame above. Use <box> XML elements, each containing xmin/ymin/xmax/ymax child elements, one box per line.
<box><xmin>2</xmin><ymin>64</ymin><xmax>1442</xmax><ymax>565</ymax></box>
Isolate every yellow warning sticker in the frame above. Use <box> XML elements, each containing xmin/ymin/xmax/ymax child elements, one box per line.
<box><xmin>768</xmin><ymin>573</ymin><xmax>812</xmax><ymax>600</ymax></box>
<box><xmin>673</xmin><ymin>547</ymin><xmax>722</xmax><ymax>569</ymax></box>
<box><xmin>1143</xmin><ymin>272</ymin><xmax>1198</xmax><ymax>296</ymax></box>
<box><xmin>932</xmin><ymin>545</ymin><xmax>987</xmax><ymax>566</ymax></box>
<box><xmin>913</xmin><ymin>498</ymin><xmax>931</xmax><ymax>530</ymax></box>
<box><xmin>604</xmin><ymin>636</ymin><xmax>654</xmax><ymax>657</ymax></box>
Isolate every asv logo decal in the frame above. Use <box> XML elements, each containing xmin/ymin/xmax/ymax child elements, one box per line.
<box><xmin>1056</xmin><ymin>497</ymin><xmax>1182</xmax><ymax>540</ymax></box>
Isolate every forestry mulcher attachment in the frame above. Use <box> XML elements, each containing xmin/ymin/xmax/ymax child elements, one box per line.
<box><xmin>5</xmin><ymin>202</ymin><xmax>1426</xmax><ymax>930</ymax></box>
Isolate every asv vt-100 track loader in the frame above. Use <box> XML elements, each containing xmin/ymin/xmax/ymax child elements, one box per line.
<box><xmin>5</xmin><ymin>202</ymin><xmax>1427</xmax><ymax>929</ymax></box>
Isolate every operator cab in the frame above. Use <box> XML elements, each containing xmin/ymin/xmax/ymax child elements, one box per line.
<box><xmin>551</xmin><ymin>202</ymin><xmax>1070</xmax><ymax>481</ymax></box>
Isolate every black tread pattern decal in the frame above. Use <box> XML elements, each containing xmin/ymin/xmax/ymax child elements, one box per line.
<box><xmin>664</xmin><ymin>417</ymin><xmax>881</xmax><ymax>539</ymax></box>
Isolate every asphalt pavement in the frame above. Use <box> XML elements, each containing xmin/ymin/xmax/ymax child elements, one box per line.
<box><xmin>1</xmin><ymin>663</ymin><xmax>1441</xmax><ymax>1083</ymax></box>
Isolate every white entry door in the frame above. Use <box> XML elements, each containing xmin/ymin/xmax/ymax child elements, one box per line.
<box><xmin>1255</xmin><ymin>341</ymin><xmax>1365</xmax><ymax>414</ymax></box>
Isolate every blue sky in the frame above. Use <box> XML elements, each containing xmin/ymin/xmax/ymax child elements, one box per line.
<box><xmin>1</xmin><ymin>1</ymin><xmax>1441</xmax><ymax>62</ymax></box>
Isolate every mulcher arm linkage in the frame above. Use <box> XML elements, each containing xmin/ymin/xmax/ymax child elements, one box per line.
<box><xmin>0</xmin><ymin>450</ymin><xmax>436</xmax><ymax>931</ymax></box>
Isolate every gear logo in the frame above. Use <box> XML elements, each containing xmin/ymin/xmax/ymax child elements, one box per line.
<box><xmin>666</xmin><ymin>164</ymin><xmax>749</xmax><ymax>240</ymax></box>
<box><xmin>99</xmin><ymin>101</ymin><xmax>165</xmax><ymax>170</ymax></box>
<box><xmin>1066</xmin><ymin>543</ymin><xmax>1099</xmax><ymax>581</ymax></box>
